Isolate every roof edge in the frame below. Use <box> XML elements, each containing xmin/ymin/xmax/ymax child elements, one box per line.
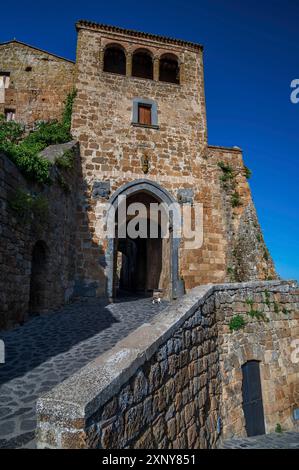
<box><xmin>76</xmin><ymin>20</ymin><xmax>203</xmax><ymax>51</ymax></box>
<box><xmin>0</xmin><ymin>40</ymin><xmax>75</xmax><ymax>64</ymax></box>
<box><xmin>208</xmin><ymin>144</ymin><xmax>243</xmax><ymax>153</ymax></box>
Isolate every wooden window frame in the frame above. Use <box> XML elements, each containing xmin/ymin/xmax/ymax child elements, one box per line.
<box><xmin>132</xmin><ymin>98</ymin><xmax>159</xmax><ymax>129</ymax></box>
<box><xmin>138</xmin><ymin>103</ymin><xmax>152</xmax><ymax>126</ymax></box>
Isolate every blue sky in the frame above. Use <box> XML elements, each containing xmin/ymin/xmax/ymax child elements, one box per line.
<box><xmin>1</xmin><ymin>0</ymin><xmax>298</xmax><ymax>280</ymax></box>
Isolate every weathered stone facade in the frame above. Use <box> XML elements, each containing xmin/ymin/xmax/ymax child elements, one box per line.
<box><xmin>0</xmin><ymin>145</ymin><xmax>79</xmax><ymax>330</ymax></box>
<box><xmin>0</xmin><ymin>40</ymin><xmax>75</xmax><ymax>126</ymax></box>
<box><xmin>36</xmin><ymin>280</ymin><xmax>299</xmax><ymax>449</ymax></box>
<box><xmin>0</xmin><ymin>22</ymin><xmax>278</xmax><ymax>329</ymax></box>
<box><xmin>217</xmin><ymin>282</ymin><xmax>299</xmax><ymax>438</ymax></box>
<box><xmin>72</xmin><ymin>21</ymin><xmax>276</xmax><ymax>301</ymax></box>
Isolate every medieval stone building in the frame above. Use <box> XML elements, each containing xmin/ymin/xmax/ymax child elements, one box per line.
<box><xmin>73</xmin><ymin>20</ymin><xmax>276</xmax><ymax>302</ymax></box>
<box><xmin>1</xmin><ymin>20</ymin><xmax>298</xmax><ymax>451</ymax></box>
<box><xmin>0</xmin><ymin>21</ymin><xmax>276</xmax><ymax>327</ymax></box>
<box><xmin>0</xmin><ymin>40</ymin><xmax>75</xmax><ymax>125</ymax></box>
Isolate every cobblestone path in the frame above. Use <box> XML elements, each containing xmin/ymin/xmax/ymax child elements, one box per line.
<box><xmin>221</xmin><ymin>432</ymin><xmax>299</xmax><ymax>449</ymax></box>
<box><xmin>0</xmin><ymin>297</ymin><xmax>169</xmax><ymax>449</ymax></box>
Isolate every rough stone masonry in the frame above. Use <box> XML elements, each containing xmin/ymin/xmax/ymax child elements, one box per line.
<box><xmin>36</xmin><ymin>280</ymin><xmax>299</xmax><ymax>449</ymax></box>
<box><xmin>0</xmin><ymin>40</ymin><xmax>75</xmax><ymax>126</ymax></box>
<box><xmin>0</xmin><ymin>21</ymin><xmax>277</xmax><ymax>330</ymax></box>
<box><xmin>73</xmin><ymin>20</ymin><xmax>276</xmax><ymax>301</ymax></box>
<box><xmin>1</xmin><ymin>20</ymin><xmax>297</xmax><ymax>450</ymax></box>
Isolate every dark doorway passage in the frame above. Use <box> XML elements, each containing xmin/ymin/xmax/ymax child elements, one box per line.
<box><xmin>114</xmin><ymin>191</ymin><xmax>167</xmax><ymax>299</ymax></box>
<box><xmin>116</xmin><ymin>234</ymin><xmax>162</xmax><ymax>296</ymax></box>
<box><xmin>242</xmin><ymin>360</ymin><xmax>266</xmax><ymax>437</ymax></box>
<box><xmin>29</xmin><ymin>241</ymin><xmax>48</xmax><ymax>315</ymax></box>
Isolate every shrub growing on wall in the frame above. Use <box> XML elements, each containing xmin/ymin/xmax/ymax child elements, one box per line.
<box><xmin>0</xmin><ymin>90</ymin><xmax>77</xmax><ymax>184</ymax></box>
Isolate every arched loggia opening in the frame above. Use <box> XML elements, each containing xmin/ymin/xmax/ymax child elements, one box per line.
<box><xmin>103</xmin><ymin>45</ymin><xmax>126</xmax><ymax>75</ymax></box>
<box><xmin>132</xmin><ymin>49</ymin><xmax>153</xmax><ymax>80</ymax></box>
<box><xmin>159</xmin><ymin>53</ymin><xmax>180</xmax><ymax>84</ymax></box>
<box><xmin>29</xmin><ymin>241</ymin><xmax>49</xmax><ymax>315</ymax></box>
<box><xmin>106</xmin><ymin>180</ymin><xmax>183</xmax><ymax>301</ymax></box>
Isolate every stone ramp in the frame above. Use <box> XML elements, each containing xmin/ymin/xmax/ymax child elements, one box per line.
<box><xmin>0</xmin><ymin>297</ymin><xmax>169</xmax><ymax>449</ymax></box>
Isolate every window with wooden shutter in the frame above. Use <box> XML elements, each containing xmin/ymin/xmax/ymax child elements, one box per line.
<box><xmin>138</xmin><ymin>104</ymin><xmax>152</xmax><ymax>125</ymax></box>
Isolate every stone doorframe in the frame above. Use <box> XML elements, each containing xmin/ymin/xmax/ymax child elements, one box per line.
<box><xmin>106</xmin><ymin>179</ymin><xmax>184</xmax><ymax>301</ymax></box>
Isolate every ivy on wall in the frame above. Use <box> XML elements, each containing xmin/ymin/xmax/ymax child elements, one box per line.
<box><xmin>9</xmin><ymin>189</ymin><xmax>49</xmax><ymax>223</ymax></box>
<box><xmin>0</xmin><ymin>90</ymin><xmax>77</xmax><ymax>185</ymax></box>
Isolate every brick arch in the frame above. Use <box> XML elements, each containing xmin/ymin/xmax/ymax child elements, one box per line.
<box><xmin>106</xmin><ymin>179</ymin><xmax>184</xmax><ymax>301</ymax></box>
<box><xmin>131</xmin><ymin>46</ymin><xmax>155</xmax><ymax>57</ymax></box>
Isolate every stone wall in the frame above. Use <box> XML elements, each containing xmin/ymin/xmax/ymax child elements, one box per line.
<box><xmin>72</xmin><ymin>22</ymin><xmax>276</xmax><ymax>299</ymax></box>
<box><xmin>0</xmin><ymin>144</ymin><xmax>79</xmax><ymax>330</ymax></box>
<box><xmin>206</xmin><ymin>145</ymin><xmax>276</xmax><ymax>282</ymax></box>
<box><xmin>216</xmin><ymin>281</ymin><xmax>299</xmax><ymax>438</ymax></box>
<box><xmin>36</xmin><ymin>280</ymin><xmax>299</xmax><ymax>449</ymax></box>
<box><xmin>0</xmin><ymin>41</ymin><xmax>75</xmax><ymax>126</ymax></box>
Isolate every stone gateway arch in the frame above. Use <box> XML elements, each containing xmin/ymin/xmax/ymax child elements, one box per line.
<box><xmin>106</xmin><ymin>179</ymin><xmax>183</xmax><ymax>301</ymax></box>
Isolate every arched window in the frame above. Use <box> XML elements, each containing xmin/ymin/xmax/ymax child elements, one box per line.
<box><xmin>103</xmin><ymin>45</ymin><xmax>126</xmax><ymax>75</ymax></box>
<box><xmin>159</xmin><ymin>54</ymin><xmax>180</xmax><ymax>84</ymax></box>
<box><xmin>132</xmin><ymin>98</ymin><xmax>158</xmax><ymax>127</ymax></box>
<box><xmin>29</xmin><ymin>241</ymin><xmax>49</xmax><ymax>314</ymax></box>
<box><xmin>132</xmin><ymin>50</ymin><xmax>153</xmax><ymax>80</ymax></box>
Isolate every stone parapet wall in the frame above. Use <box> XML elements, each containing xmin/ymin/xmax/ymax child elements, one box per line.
<box><xmin>36</xmin><ymin>280</ymin><xmax>299</xmax><ymax>449</ymax></box>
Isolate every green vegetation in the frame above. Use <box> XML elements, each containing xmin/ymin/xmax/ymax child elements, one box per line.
<box><xmin>0</xmin><ymin>119</ymin><xmax>23</xmax><ymax>143</ymax></box>
<box><xmin>0</xmin><ymin>90</ymin><xmax>76</xmax><ymax>184</ymax></box>
<box><xmin>56</xmin><ymin>173</ymin><xmax>71</xmax><ymax>194</ymax></box>
<box><xmin>9</xmin><ymin>189</ymin><xmax>49</xmax><ymax>223</ymax></box>
<box><xmin>264</xmin><ymin>290</ymin><xmax>271</xmax><ymax>308</ymax></box>
<box><xmin>229</xmin><ymin>315</ymin><xmax>246</xmax><ymax>332</ymax></box>
<box><xmin>231</xmin><ymin>191</ymin><xmax>242</xmax><ymax>208</ymax></box>
<box><xmin>248</xmin><ymin>309</ymin><xmax>269</xmax><ymax>322</ymax></box>
<box><xmin>55</xmin><ymin>149</ymin><xmax>75</xmax><ymax>170</ymax></box>
<box><xmin>246</xmin><ymin>297</ymin><xmax>269</xmax><ymax>322</ymax></box>
<box><xmin>275</xmin><ymin>423</ymin><xmax>283</xmax><ymax>434</ymax></box>
<box><xmin>218</xmin><ymin>161</ymin><xmax>235</xmax><ymax>182</ymax></box>
<box><xmin>244</xmin><ymin>165</ymin><xmax>252</xmax><ymax>180</ymax></box>
<box><xmin>218</xmin><ymin>161</ymin><xmax>243</xmax><ymax>208</ymax></box>
<box><xmin>274</xmin><ymin>301</ymin><xmax>280</xmax><ymax>314</ymax></box>
<box><xmin>227</xmin><ymin>266</ymin><xmax>236</xmax><ymax>282</ymax></box>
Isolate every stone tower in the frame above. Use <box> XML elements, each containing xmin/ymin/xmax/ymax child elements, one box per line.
<box><xmin>72</xmin><ymin>20</ymin><xmax>276</xmax><ymax>300</ymax></box>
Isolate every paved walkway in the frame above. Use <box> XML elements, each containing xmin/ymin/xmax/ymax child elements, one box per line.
<box><xmin>0</xmin><ymin>297</ymin><xmax>169</xmax><ymax>449</ymax></box>
<box><xmin>221</xmin><ymin>432</ymin><xmax>299</xmax><ymax>449</ymax></box>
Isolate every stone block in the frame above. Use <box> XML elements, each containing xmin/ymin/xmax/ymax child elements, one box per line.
<box><xmin>92</xmin><ymin>180</ymin><xmax>111</xmax><ymax>199</ymax></box>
